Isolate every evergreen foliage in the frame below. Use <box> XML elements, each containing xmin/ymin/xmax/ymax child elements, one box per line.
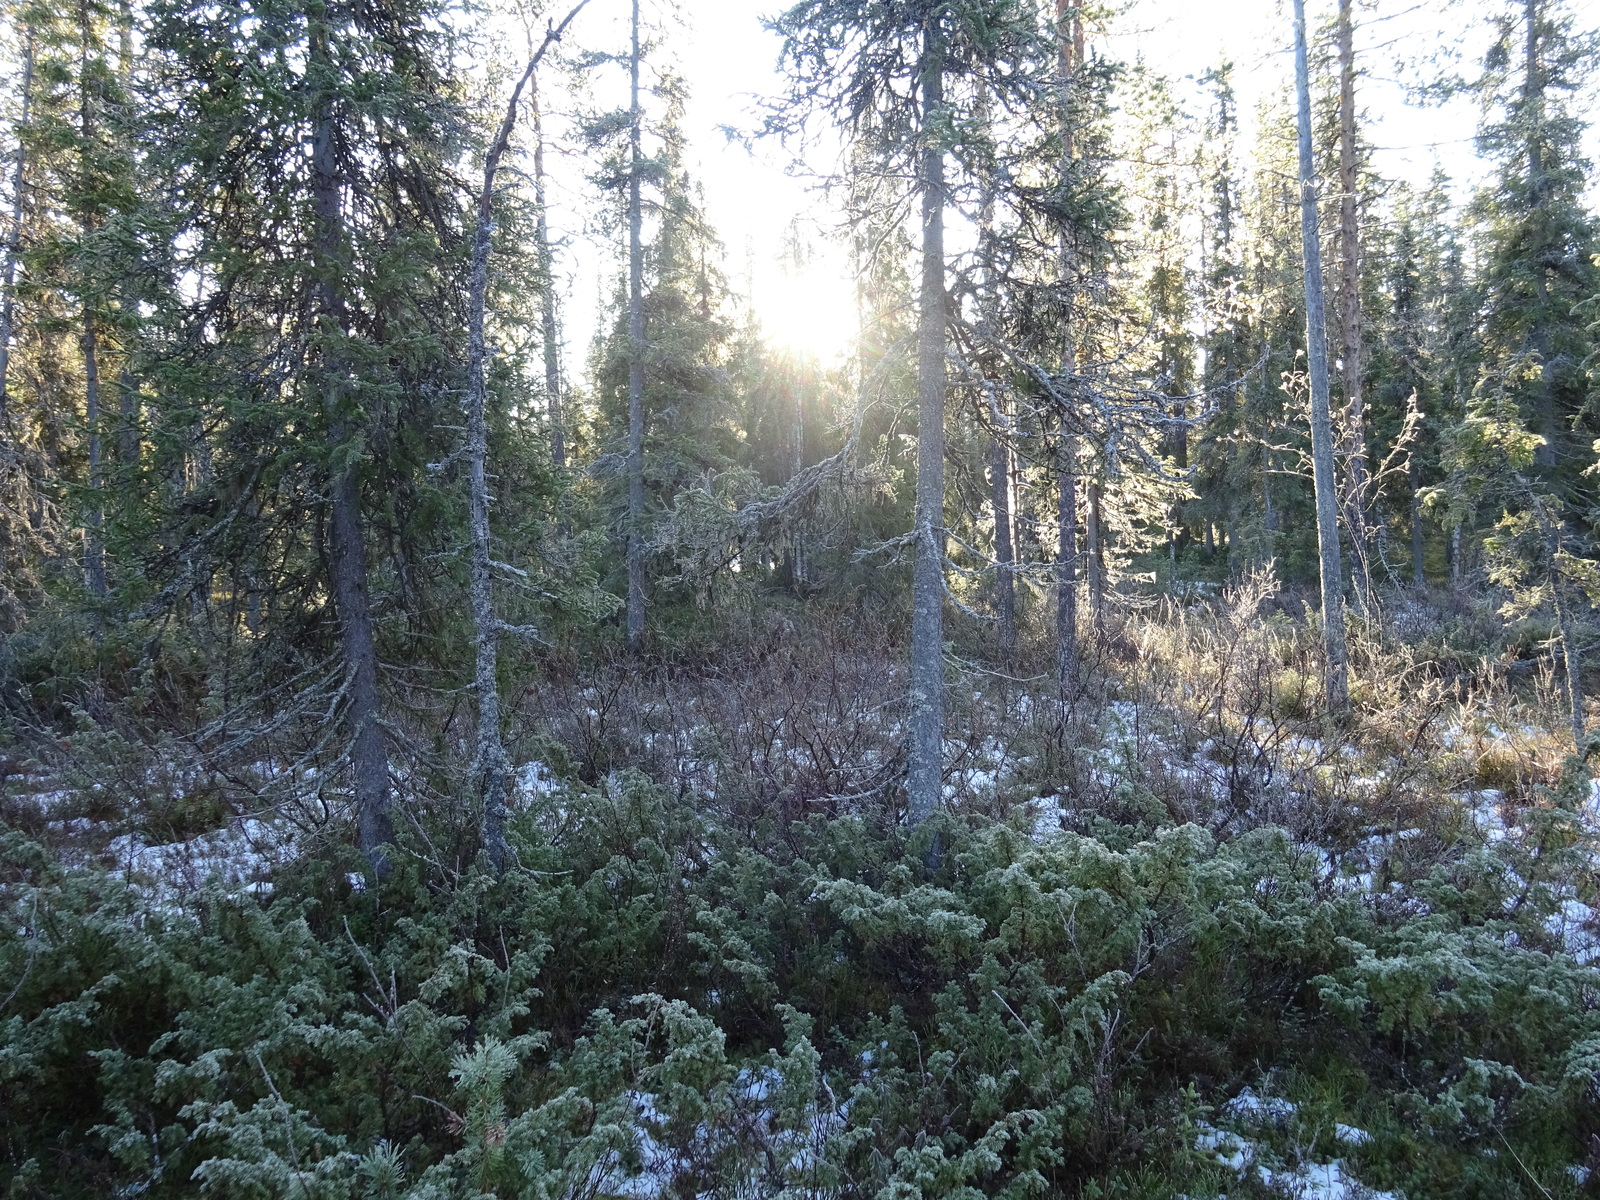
<box><xmin>3</xmin><ymin>0</ymin><xmax>1600</xmax><ymax>1194</ymax></box>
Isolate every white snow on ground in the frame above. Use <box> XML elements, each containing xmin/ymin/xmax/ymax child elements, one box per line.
<box><xmin>104</xmin><ymin>817</ymin><xmax>299</xmax><ymax>908</ymax></box>
<box><xmin>1222</xmin><ymin>1087</ymin><xmax>1296</xmax><ymax>1125</ymax></box>
<box><xmin>1197</xmin><ymin>1090</ymin><xmax>1400</xmax><ymax>1199</ymax></box>
<box><xmin>1548</xmin><ymin>898</ymin><xmax>1599</xmax><ymax>965</ymax></box>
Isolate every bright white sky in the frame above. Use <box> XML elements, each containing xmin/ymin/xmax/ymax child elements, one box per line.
<box><xmin>526</xmin><ymin>0</ymin><xmax>1599</xmax><ymax>381</ymax></box>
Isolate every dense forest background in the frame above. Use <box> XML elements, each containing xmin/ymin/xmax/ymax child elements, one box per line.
<box><xmin>3</xmin><ymin>0</ymin><xmax>1600</xmax><ymax>1195</ymax></box>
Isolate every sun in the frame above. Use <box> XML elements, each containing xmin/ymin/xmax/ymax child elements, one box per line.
<box><xmin>753</xmin><ymin>254</ymin><xmax>859</xmax><ymax>364</ymax></box>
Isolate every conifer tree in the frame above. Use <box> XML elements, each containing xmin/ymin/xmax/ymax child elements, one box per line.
<box><xmin>772</xmin><ymin>0</ymin><xmax>1052</xmax><ymax>826</ymax></box>
<box><xmin>1471</xmin><ymin>0</ymin><xmax>1598</xmax><ymax>483</ymax></box>
<box><xmin>141</xmin><ymin>0</ymin><xmax>470</xmax><ymax>872</ymax></box>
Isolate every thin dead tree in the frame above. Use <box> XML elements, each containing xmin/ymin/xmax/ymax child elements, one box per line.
<box><xmin>1292</xmin><ymin>0</ymin><xmax>1351</xmax><ymax>713</ymax></box>
<box><xmin>1336</xmin><ymin>0</ymin><xmax>1373</xmax><ymax>611</ymax></box>
<box><xmin>905</xmin><ymin>7</ymin><xmax>948</xmax><ymax>829</ymax></box>
<box><xmin>464</xmin><ymin>0</ymin><xmax>591</xmax><ymax>871</ymax></box>
<box><xmin>530</xmin><ymin>72</ymin><xmax>566</xmax><ymax>472</ymax></box>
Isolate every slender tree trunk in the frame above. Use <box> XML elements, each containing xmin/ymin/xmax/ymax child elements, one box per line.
<box><xmin>117</xmin><ymin>365</ymin><xmax>136</xmax><ymax>465</ymax></box>
<box><xmin>0</xmin><ymin>33</ymin><xmax>33</xmax><ymax>431</ymax></box>
<box><xmin>311</xmin><ymin>24</ymin><xmax>392</xmax><ymax>876</ymax></box>
<box><xmin>76</xmin><ymin>9</ymin><xmax>108</xmax><ymax>597</ymax></box>
<box><xmin>1337</xmin><ymin>0</ymin><xmax>1371</xmax><ymax>608</ymax></box>
<box><xmin>1409</xmin><ymin>458</ymin><xmax>1425</xmax><ymax>586</ymax></box>
<box><xmin>82</xmin><ymin>310</ymin><xmax>105</xmax><ymax>596</ymax></box>
<box><xmin>1522</xmin><ymin>0</ymin><xmax>1558</xmax><ymax>469</ymax></box>
<box><xmin>1053</xmin><ymin>0</ymin><xmax>1085</xmax><ymax>694</ymax></box>
<box><xmin>625</xmin><ymin>0</ymin><xmax>646</xmax><ymax>650</ymax></box>
<box><xmin>973</xmin><ymin>90</ymin><xmax>1012</xmax><ymax>659</ymax></box>
<box><xmin>906</xmin><ymin>14</ymin><xmax>947</xmax><ymax>829</ymax></box>
<box><xmin>1056</xmin><ymin>436</ymin><xmax>1077</xmax><ymax>697</ymax></box>
<box><xmin>785</xmin><ymin>366</ymin><xmax>807</xmax><ymax>591</ymax></box>
<box><xmin>1086</xmin><ymin>480</ymin><xmax>1105</xmax><ymax>621</ymax></box>
<box><xmin>462</xmin><ymin>2</ymin><xmax>587</xmax><ymax>870</ymax></box>
<box><xmin>991</xmin><ymin>420</ymin><xmax>1015</xmax><ymax>658</ymax></box>
<box><xmin>1293</xmin><ymin>0</ymin><xmax>1350</xmax><ymax>713</ymax></box>
<box><xmin>1555</xmin><ymin>586</ymin><xmax>1584</xmax><ymax>747</ymax></box>
<box><xmin>464</xmin><ymin>78</ymin><xmax>521</xmax><ymax>875</ymax></box>
<box><xmin>531</xmin><ymin>74</ymin><xmax>565</xmax><ymax>472</ymax></box>
<box><xmin>1263</xmin><ymin>447</ymin><xmax>1277</xmax><ymax>535</ymax></box>
<box><xmin>115</xmin><ymin>1</ymin><xmax>136</xmax><ymax>470</ymax></box>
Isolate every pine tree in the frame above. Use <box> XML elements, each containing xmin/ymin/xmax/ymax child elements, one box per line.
<box><xmin>141</xmin><ymin>0</ymin><xmax>471</xmax><ymax>872</ymax></box>
<box><xmin>1471</xmin><ymin>0</ymin><xmax>1598</xmax><ymax>484</ymax></box>
<box><xmin>772</xmin><ymin>0</ymin><xmax>1054</xmax><ymax>826</ymax></box>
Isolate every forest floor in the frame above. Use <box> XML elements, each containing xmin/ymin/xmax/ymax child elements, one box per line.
<box><xmin>4</xmin><ymin>578</ymin><xmax>1600</xmax><ymax>1197</ymax></box>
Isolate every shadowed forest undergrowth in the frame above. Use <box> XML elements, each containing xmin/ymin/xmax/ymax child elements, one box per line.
<box><xmin>3</xmin><ymin>580</ymin><xmax>1599</xmax><ymax>1199</ymax></box>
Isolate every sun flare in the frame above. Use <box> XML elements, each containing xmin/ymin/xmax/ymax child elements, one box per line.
<box><xmin>753</xmin><ymin>259</ymin><xmax>858</xmax><ymax>364</ymax></box>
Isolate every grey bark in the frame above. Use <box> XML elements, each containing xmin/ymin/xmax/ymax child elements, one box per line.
<box><xmin>463</xmin><ymin>1</ymin><xmax>588</xmax><ymax>872</ymax></box>
<box><xmin>624</xmin><ymin>0</ymin><xmax>647</xmax><ymax>649</ymax></box>
<box><xmin>77</xmin><ymin>0</ymin><xmax>106</xmax><ymax>597</ymax></box>
<box><xmin>1056</xmin><ymin>435</ymin><xmax>1077</xmax><ymax>697</ymax></box>
<box><xmin>1555</xmin><ymin>583</ymin><xmax>1584</xmax><ymax>747</ymax></box>
<box><xmin>974</xmin><ymin>92</ymin><xmax>1012</xmax><ymax>658</ymax></box>
<box><xmin>1337</xmin><ymin>0</ymin><xmax>1371</xmax><ymax>607</ymax></box>
<box><xmin>1053</xmin><ymin>0</ymin><xmax>1085</xmax><ymax>694</ymax></box>
<box><xmin>82</xmin><ymin>310</ymin><xmax>105</xmax><ymax>596</ymax></box>
<box><xmin>114</xmin><ymin>2</ymin><xmax>136</xmax><ymax>468</ymax></box>
<box><xmin>1522</xmin><ymin>0</ymin><xmax>1558</xmax><ymax>469</ymax></box>
<box><xmin>0</xmin><ymin>33</ymin><xmax>33</xmax><ymax>431</ymax></box>
<box><xmin>1409</xmin><ymin>458</ymin><xmax>1425</xmax><ymax>586</ymax></box>
<box><xmin>311</xmin><ymin>23</ymin><xmax>392</xmax><ymax>876</ymax></box>
<box><xmin>1293</xmin><ymin>0</ymin><xmax>1351</xmax><ymax>713</ymax></box>
<box><xmin>1086</xmin><ymin>480</ymin><xmax>1105</xmax><ymax>622</ymax></box>
<box><xmin>905</xmin><ymin>12</ymin><xmax>947</xmax><ymax>828</ymax></box>
<box><xmin>991</xmin><ymin>424</ymin><xmax>1015</xmax><ymax>658</ymax></box>
<box><xmin>530</xmin><ymin>73</ymin><xmax>565</xmax><ymax>472</ymax></box>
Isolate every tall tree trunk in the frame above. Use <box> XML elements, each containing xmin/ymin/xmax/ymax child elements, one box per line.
<box><xmin>1522</xmin><ymin>0</ymin><xmax>1558</xmax><ymax>469</ymax></box>
<box><xmin>531</xmin><ymin>73</ymin><xmax>565</xmax><ymax>473</ymax></box>
<box><xmin>1409</xmin><ymin>458</ymin><xmax>1425</xmax><ymax>586</ymax></box>
<box><xmin>785</xmin><ymin>364</ymin><xmax>808</xmax><ymax>591</ymax></box>
<box><xmin>114</xmin><ymin>0</ymin><xmax>137</xmax><ymax>469</ymax></box>
<box><xmin>1056</xmin><ymin>437</ymin><xmax>1077</xmax><ymax>697</ymax></box>
<box><xmin>464</xmin><ymin>75</ymin><xmax>521</xmax><ymax>876</ymax></box>
<box><xmin>0</xmin><ymin>32</ymin><xmax>33</xmax><ymax>431</ymax></box>
<box><xmin>311</xmin><ymin>24</ymin><xmax>392</xmax><ymax>876</ymax></box>
<box><xmin>1555</xmin><ymin>583</ymin><xmax>1583</xmax><ymax>747</ymax></box>
<box><xmin>991</xmin><ymin>419</ymin><xmax>1015</xmax><ymax>658</ymax></box>
<box><xmin>461</xmin><ymin>1</ymin><xmax>587</xmax><ymax>870</ymax></box>
<box><xmin>82</xmin><ymin>310</ymin><xmax>105</xmax><ymax>596</ymax></box>
<box><xmin>78</xmin><ymin>15</ymin><xmax>105</xmax><ymax>597</ymax></box>
<box><xmin>624</xmin><ymin>0</ymin><xmax>646</xmax><ymax>650</ymax></box>
<box><xmin>1086</xmin><ymin>480</ymin><xmax>1104</xmax><ymax>621</ymax></box>
<box><xmin>973</xmin><ymin>89</ymin><xmax>1011</xmax><ymax>659</ymax></box>
<box><xmin>1293</xmin><ymin>0</ymin><xmax>1350</xmax><ymax>713</ymax></box>
<box><xmin>1536</xmin><ymin>498</ymin><xmax>1586</xmax><ymax>746</ymax></box>
<box><xmin>1337</xmin><ymin>0</ymin><xmax>1371</xmax><ymax>608</ymax></box>
<box><xmin>906</xmin><ymin>13</ymin><xmax>947</xmax><ymax>829</ymax></box>
<box><xmin>1053</xmin><ymin>0</ymin><xmax>1085</xmax><ymax>695</ymax></box>
<box><xmin>117</xmin><ymin>365</ymin><xmax>136</xmax><ymax>465</ymax></box>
